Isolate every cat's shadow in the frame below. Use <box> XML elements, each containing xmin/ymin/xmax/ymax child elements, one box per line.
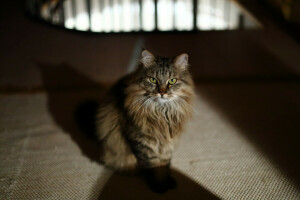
<box><xmin>38</xmin><ymin>62</ymin><xmax>107</xmax><ymax>163</ymax></box>
<box><xmin>97</xmin><ymin>169</ymin><xmax>220</xmax><ymax>200</ymax></box>
<box><xmin>38</xmin><ymin>62</ymin><xmax>220</xmax><ymax>199</ymax></box>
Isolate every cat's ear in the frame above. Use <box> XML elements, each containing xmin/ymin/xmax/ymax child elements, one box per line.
<box><xmin>174</xmin><ymin>53</ymin><xmax>189</xmax><ymax>70</ymax></box>
<box><xmin>141</xmin><ymin>50</ymin><xmax>155</xmax><ymax>67</ymax></box>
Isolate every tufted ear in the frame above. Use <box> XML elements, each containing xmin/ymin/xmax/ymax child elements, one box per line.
<box><xmin>174</xmin><ymin>53</ymin><xmax>189</xmax><ymax>70</ymax></box>
<box><xmin>141</xmin><ymin>50</ymin><xmax>155</xmax><ymax>67</ymax></box>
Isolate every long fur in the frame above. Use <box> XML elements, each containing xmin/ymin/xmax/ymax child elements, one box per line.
<box><xmin>96</xmin><ymin>52</ymin><xmax>195</xmax><ymax>170</ymax></box>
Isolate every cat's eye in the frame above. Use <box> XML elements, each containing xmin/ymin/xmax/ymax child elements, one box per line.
<box><xmin>168</xmin><ymin>78</ymin><xmax>177</xmax><ymax>85</ymax></box>
<box><xmin>149</xmin><ymin>77</ymin><xmax>157</xmax><ymax>83</ymax></box>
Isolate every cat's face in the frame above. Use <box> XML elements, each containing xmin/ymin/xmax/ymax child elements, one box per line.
<box><xmin>135</xmin><ymin>50</ymin><xmax>194</xmax><ymax>104</ymax></box>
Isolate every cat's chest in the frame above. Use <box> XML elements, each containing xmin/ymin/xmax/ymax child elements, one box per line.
<box><xmin>126</xmin><ymin>96</ymin><xmax>185</xmax><ymax>137</ymax></box>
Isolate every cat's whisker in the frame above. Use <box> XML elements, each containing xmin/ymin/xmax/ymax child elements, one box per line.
<box><xmin>133</xmin><ymin>96</ymin><xmax>152</xmax><ymax>113</ymax></box>
<box><xmin>132</xmin><ymin>95</ymin><xmax>146</xmax><ymax>104</ymax></box>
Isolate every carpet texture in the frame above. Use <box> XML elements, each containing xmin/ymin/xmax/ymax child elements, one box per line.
<box><xmin>1</xmin><ymin>84</ymin><xmax>299</xmax><ymax>199</ymax></box>
<box><xmin>1</xmin><ymin>1</ymin><xmax>300</xmax><ymax>199</ymax></box>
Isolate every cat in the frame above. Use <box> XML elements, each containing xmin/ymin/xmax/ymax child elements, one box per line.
<box><xmin>96</xmin><ymin>50</ymin><xmax>195</xmax><ymax>193</ymax></box>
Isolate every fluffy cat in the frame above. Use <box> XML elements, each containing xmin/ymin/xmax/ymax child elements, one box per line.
<box><xmin>96</xmin><ymin>50</ymin><xmax>195</xmax><ymax>193</ymax></box>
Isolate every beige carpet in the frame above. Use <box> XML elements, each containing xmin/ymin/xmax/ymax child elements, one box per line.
<box><xmin>1</xmin><ymin>1</ymin><xmax>300</xmax><ymax>199</ymax></box>
<box><xmin>1</xmin><ymin>83</ymin><xmax>299</xmax><ymax>199</ymax></box>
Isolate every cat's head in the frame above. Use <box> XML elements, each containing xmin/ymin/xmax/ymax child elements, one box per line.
<box><xmin>133</xmin><ymin>50</ymin><xmax>194</xmax><ymax>104</ymax></box>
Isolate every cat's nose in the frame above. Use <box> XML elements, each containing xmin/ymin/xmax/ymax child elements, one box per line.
<box><xmin>159</xmin><ymin>87</ymin><xmax>166</xmax><ymax>97</ymax></box>
<box><xmin>159</xmin><ymin>92</ymin><xmax>165</xmax><ymax>97</ymax></box>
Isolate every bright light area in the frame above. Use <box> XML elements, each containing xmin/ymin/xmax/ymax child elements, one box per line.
<box><xmin>175</xmin><ymin>0</ymin><xmax>193</xmax><ymax>31</ymax></box>
<box><xmin>113</xmin><ymin>0</ymin><xmax>122</xmax><ymax>32</ymax></box>
<box><xmin>103</xmin><ymin>0</ymin><xmax>113</xmax><ymax>32</ymax></box>
<box><xmin>63</xmin><ymin>0</ymin><xmax>75</xmax><ymax>29</ymax></box>
<box><xmin>123</xmin><ymin>0</ymin><xmax>132</xmax><ymax>32</ymax></box>
<box><xmin>75</xmin><ymin>0</ymin><xmax>89</xmax><ymax>31</ymax></box>
<box><xmin>58</xmin><ymin>0</ymin><xmax>257</xmax><ymax>32</ymax></box>
<box><xmin>197</xmin><ymin>0</ymin><xmax>238</xmax><ymax>30</ymax></box>
<box><xmin>142</xmin><ymin>0</ymin><xmax>155</xmax><ymax>31</ymax></box>
<box><xmin>157</xmin><ymin>0</ymin><xmax>174</xmax><ymax>31</ymax></box>
<box><xmin>90</xmin><ymin>0</ymin><xmax>102</xmax><ymax>32</ymax></box>
<box><xmin>132</xmin><ymin>1</ymin><xmax>140</xmax><ymax>31</ymax></box>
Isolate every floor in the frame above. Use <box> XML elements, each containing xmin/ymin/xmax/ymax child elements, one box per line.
<box><xmin>1</xmin><ymin>1</ymin><xmax>300</xmax><ymax>199</ymax></box>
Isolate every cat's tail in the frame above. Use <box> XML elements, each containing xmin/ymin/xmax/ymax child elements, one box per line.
<box><xmin>74</xmin><ymin>100</ymin><xmax>99</xmax><ymax>140</ymax></box>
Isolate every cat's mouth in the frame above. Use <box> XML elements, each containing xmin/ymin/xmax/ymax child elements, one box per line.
<box><xmin>155</xmin><ymin>93</ymin><xmax>172</xmax><ymax>101</ymax></box>
<box><xmin>145</xmin><ymin>93</ymin><xmax>173</xmax><ymax>102</ymax></box>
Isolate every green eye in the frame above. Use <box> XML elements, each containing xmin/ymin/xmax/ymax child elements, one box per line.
<box><xmin>149</xmin><ymin>77</ymin><xmax>157</xmax><ymax>83</ymax></box>
<box><xmin>168</xmin><ymin>78</ymin><xmax>177</xmax><ymax>85</ymax></box>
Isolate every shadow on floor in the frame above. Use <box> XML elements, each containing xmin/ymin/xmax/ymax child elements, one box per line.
<box><xmin>97</xmin><ymin>168</ymin><xmax>220</xmax><ymax>200</ymax></box>
<box><xmin>38</xmin><ymin>62</ymin><xmax>107</xmax><ymax>163</ymax></box>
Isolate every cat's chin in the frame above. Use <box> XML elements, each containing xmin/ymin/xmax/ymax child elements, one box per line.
<box><xmin>157</xmin><ymin>97</ymin><xmax>169</xmax><ymax>103</ymax></box>
<box><xmin>155</xmin><ymin>95</ymin><xmax>174</xmax><ymax>104</ymax></box>
<box><xmin>148</xmin><ymin>94</ymin><xmax>174</xmax><ymax>104</ymax></box>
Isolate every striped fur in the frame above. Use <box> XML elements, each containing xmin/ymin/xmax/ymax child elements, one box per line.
<box><xmin>96</xmin><ymin>51</ymin><xmax>195</xmax><ymax>170</ymax></box>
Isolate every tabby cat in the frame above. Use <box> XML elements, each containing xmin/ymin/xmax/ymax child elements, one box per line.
<box><xmin>96</xmin><ymin>50</ymin><xmax>195</xmax><ymax>193</ymax></box>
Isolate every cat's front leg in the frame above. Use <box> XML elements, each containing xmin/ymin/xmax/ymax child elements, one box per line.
<box><xmin>129</xmin><ymin>142</ymin><xmax>176</xmax><ymax>192</ymax></box>
<box><xmin>126</xmin><ymin>130</ymin><xmax>177</xmax><ymax>193</ymax></box>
